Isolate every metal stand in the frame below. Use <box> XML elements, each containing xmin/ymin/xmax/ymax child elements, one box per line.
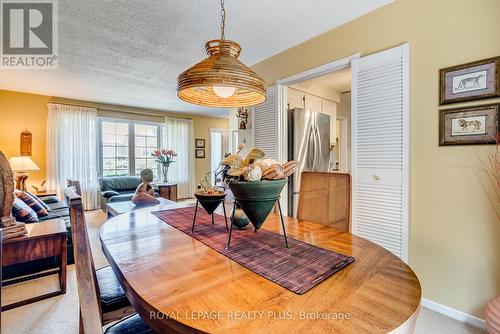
<box><xmin>226</xmin><ymin>201</ymin><xmax>236</xmax><ymax>249</ymax></box>
<box><xmin>191</xmin><ymin>199</ymin><xmax>228</xmax><ymax>234</ymax></box>
<box><xmin>226</xmin><ymin>198</ymin><xmax>289</xmax><ymax>249</ymax></box>
<box><xmin>190</xmin><ymin>201</ymin><xmax>199</xmax><ymax>234</ymax></box>
<box><xmin>277</xmin><ymin>199</ymin><xmax>289</xmax><ymax>248</ymax></box>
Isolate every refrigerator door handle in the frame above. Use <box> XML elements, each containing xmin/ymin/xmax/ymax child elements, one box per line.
<box><xmin>311</xmin><ymin>124</ymin><xmax>317</xmax><ymax>171</ymax></box>
<box><xmin>306</xmin><ymin>127</ymin><xmax>315</xmax><ymax>169</ymax></box>
<box><xmin>315</xmin><ymin>125</ymin><xmax>322</xmax><ymax>170</ymax></box>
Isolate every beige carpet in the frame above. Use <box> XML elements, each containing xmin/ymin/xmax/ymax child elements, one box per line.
<box><xmin>1</xmin><ymin>209</ymin><xmax>487</xmax><ymax>334</ymax></box>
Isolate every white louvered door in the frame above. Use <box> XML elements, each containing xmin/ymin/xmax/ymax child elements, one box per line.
<box><xmin>253</xmin><ymin>85</ymin><xmax>288</xmax><ymax>213</ymax></box>
<box><xmin>254</xmin><ymin>85</ymin><xmax>278</xmax><ymax>160</ymax></box>
<box><xmin>351</xmin><ymin>44</ymin><xmax>409</xmax><ymax>262</ymax></box>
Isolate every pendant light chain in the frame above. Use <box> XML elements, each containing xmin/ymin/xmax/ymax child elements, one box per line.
<box><xmin>220</xmin><ymin>0</ymin><xmax>226</xmax><ymax>40</ymax></box>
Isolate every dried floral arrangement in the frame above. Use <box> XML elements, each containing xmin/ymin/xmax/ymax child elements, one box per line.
<box><xmin>475</xmin><ymin>138</ymin><xmax>500</xmax><ymax>222</ymax></box>
<box><xmin>222</xmin><ymin>144</ymin><xmax>298</xmax><ymax>182</ymax></box>
<box><xmin>196</xmin><ymin>144</ymin><xmax>298</xmax><ymax>194</ymax></box>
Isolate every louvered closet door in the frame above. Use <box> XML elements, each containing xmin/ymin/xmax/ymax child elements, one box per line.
<box><xmin>253</xmin><ymin>86</ymin><xmax>278</xmax><ymax>160</ymax></box>
<box><xmin>351</xmin><ymin>44</ymin><xmax>409</xmax><ymax>261</ymax></box>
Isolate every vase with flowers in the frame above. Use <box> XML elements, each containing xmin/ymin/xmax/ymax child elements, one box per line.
<box><xmin>151</xmin><ymin>149</ymin><xmax>177</xmax><ymax>183</ymax></box>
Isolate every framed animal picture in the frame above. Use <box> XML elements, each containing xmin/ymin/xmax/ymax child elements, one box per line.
<box><xmin>195</xmin><ymin>138</ymin><xmax>205</xmax><ymax>148</ymax></box>
<box><xmin>195</xmin><ymin>149</ymin><xmax>205</xmax><ymax>158</ymax></box>
<box><xmin>439</xmin><ymin>104</ymin><xmax>499</xmax><ymax>146</ymax></box>
<box><xmin>439</xmin><ymin>56</ymin><xmax>500</xmax><ymax>105</ymax></box>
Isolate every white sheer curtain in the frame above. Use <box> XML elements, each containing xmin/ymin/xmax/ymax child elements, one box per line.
<box><xmin>163</xmin><ymin>117</ymin><xmax>195</xmax><ymax>198</ymax></box>
<box><xmin>46</xmin><ymin>103</ymin><xmax>99</xmax><ymax>210</ymax></box>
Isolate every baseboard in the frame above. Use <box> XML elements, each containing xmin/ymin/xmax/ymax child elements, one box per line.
<box><xmin>421</xmin><ymin>298</ymin><xmax>487</xmax><ymax>331</ymax></box>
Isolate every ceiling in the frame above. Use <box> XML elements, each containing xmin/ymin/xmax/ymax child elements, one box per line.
<box><xmin>0</xmin><ymin>0</ymin><xmax>392</xmax><ymax>117</ymax></box>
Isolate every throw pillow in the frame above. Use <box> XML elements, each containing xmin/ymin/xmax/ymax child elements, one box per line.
<box><xmin>12</xmin><ymin>197</ymin><xmax>40</xmax><ymax>223</ymax></box>
<box><xmin>14</xmin><ymin>190</ymin><xmax>49</xmax><ymax>217</ymax></box>
<box><xmin>26</xmin><ymin>191</ymin><xmax>52</xmax><ymax>212</ymax></box>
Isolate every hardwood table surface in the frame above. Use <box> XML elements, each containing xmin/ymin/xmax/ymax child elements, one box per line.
<box><xmin>100</xmin><ymin>202</ymin><xmax>421</xmax><ymax>334</ymax></box>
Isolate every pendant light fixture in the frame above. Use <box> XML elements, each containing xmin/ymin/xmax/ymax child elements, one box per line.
<box><xmin>177</xmin><ymin>0</ymin><xmax>267</xmax><ymax>108</ymax></box>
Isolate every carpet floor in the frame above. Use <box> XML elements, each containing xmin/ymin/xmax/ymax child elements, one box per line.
<box><xmin>0</xmin><ymin>209</ymin><xmax>487</xmax><ymax>334</ymax></box>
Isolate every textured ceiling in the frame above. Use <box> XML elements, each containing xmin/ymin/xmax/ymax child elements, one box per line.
<box><xmin>0</xmin><ymin>0</ymin><xmax>392</xmax><ymax>117</ymax></box>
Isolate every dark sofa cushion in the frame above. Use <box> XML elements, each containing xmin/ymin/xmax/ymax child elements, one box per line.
<box><xmin>40</xmin><ymin>195</ymin><xmax>60</xmax><ymax>204</ymax></box>
<box><xmin>99</xmin><ymin>176</ymin><xmax>141</xmax><ymax>192</ymax></box>
<box><xmin>102</xmin><ymin>190</ymin><xmax>119</xmax><ymax>198</ymax></box>
<box><xmin>107</xmin><ymin>192</ymin><xmax>135</xmax><ymax>203</ymax></box>
<box><xmin>46</xmin><ymin>201</ymin><xmax>69</xmax><ymax>211</ymax></box>
<box><xmin>39</xmin><ymin>208</ymin><xmax>70</xmax><ymax>221</ymax></box>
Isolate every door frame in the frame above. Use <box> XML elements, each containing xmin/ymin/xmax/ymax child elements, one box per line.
<box><xmin>336</xmin><ymin>116</ymin><xmax>349</xmax><ymax>172</ymax></box>
<box><xmin>274</xmin><ymin>53</ymin><xmax>361</xmax><ymax>215</ymax></box>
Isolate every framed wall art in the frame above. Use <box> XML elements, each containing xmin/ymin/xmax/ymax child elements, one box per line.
<box><xmin>439</xmin><ymin>56</ymin><xmax>500</xmax><ymax>105</ymax></box>
<box><xmin>439</xmin><ymin>104</ymin><xmax>499</xmax><ymax>146</ymax></box>
<box><xmin>195</xmin><ymin>138</ymin><xmax>205</xmax><ymax>148</ymax></box>
<box><xmin>195</xmin><ymin>149</ymin><xmax>205</xmax><ymax>158</ymax></box>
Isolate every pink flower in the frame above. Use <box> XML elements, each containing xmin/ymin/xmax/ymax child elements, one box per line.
<box><xmin>161</xmin><ymin>149</ymin><xmax>167</xmax><ymax>155</ymax></box>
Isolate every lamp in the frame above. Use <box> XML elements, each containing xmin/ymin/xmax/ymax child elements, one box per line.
<box><xmin>8</xmin><ymin>156</ymin><xmax>40</xmax><ymax>191</ymax></box>
<box><xmin>177</xmin><ymin>0</ymin><xmax>267</xmax><ymax>107</ymax></box>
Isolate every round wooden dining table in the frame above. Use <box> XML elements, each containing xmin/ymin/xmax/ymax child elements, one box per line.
<box><xmin>100</xmin><ymin>202</ymin><xmax>421</xmax><ymax>334</ymax></box>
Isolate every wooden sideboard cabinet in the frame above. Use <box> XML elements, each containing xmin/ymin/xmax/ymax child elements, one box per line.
<box><xmin>157</xmin><ymin>183</ymin><xmax>178</xmax><ymax>202</ymax></box>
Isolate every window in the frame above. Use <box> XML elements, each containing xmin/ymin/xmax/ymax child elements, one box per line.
<box><xmin>101</xmin><ymin>120</ymin><xmax>129</xmax><ymax>177</ymax></box>
<box><xmin>134</xmin><ymin>124</ymin><xmax>159</xmax><ymax>176</ymax></box>
<box><xmin>99</xmin><ymin>119</ymin><xmax>161</xmax><ymax>179</ymax></box>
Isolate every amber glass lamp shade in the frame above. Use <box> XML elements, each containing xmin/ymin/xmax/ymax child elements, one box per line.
<box><xmin>177</xmin><ymin>40</ymin><xmax>267</xmax><ymax>108</ymax></box>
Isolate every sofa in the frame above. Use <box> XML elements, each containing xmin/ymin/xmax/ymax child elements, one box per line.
<box><xmin>99</xmin><ymin>176</ymin><xmax>158</xmax><ymax>210</ymax></box>
<box><xmin>3</xmin><ymin>195</ymin><xmax>75</xmax><ymax>280</ymax></box>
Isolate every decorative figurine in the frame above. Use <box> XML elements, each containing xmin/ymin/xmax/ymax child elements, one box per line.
<box><xmin>236</xmin><ymin>107</ymin><xmax>249</xmax><ymax>129</ymax></box>
<box><xmin>132</xmin><ymin>168</ymin><xmax>160</xmax><ymax>206</ymax></box>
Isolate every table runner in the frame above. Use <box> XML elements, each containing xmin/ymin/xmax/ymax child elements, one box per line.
<box><xmin>152</xmin><ymin>207</ymin><xmax>354</xmax><ymax>294</ymax></box>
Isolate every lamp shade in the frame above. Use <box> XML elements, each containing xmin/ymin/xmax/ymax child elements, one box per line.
<box><xmin>177</xmin><ymin>39</ymin><xmax>267</xmax><ymax>108</ymax></box>
<box><xmin>8</xmin><ymin>156</ymin><xmax>40</xmax><ymax>172</ymax></box>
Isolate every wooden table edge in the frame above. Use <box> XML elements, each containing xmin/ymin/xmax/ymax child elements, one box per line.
<box><xmin>100</xmin><ymin>206</ymin><xmax>422</xmax><ymax>334</ymax></box>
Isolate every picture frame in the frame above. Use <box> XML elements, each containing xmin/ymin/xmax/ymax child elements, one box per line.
<box><xmin>439</xmin><ymin>56</ymin><xmax>500</xmax><ymax>105</ymax></box>
<box><xmin>439</xmin><ymin>104</ymin><xmax>499</xmax><ymax>146</ymax></box>
<box><xmin>195</xmin><ymin>149</ymin><xmax>205</xmax><ymax>158</ymax></box>
<box><xmin>195</xmin><ymin>138</ymin><xmax>205</xmax><ymax>148</ymax></box>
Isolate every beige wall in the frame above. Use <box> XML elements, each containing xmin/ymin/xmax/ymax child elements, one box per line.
<box><xmin>0</xmin><ymin>90</ymin><xmax>228</xmax><ymax>191</ymax></box>
<box><xmin>0</xmin><ymin>90</ymin><xmax>50</xmax><ymax>188</ymax></box>
<box><xmin>253</xmin><ymin>0</ymin><xmax>500</xmax><ymax>318</ymax></box>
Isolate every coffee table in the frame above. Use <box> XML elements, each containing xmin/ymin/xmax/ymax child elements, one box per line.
<box><xmin>106</xmin><ymin>197</ymin><xmax>174</xmax><ymax>218</ymax></box>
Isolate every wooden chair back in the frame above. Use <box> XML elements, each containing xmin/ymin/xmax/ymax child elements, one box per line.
<box><xmin>64</xmin><ymin>184</ymin><xmax>103</xmax><ymax>333</ymax></box>
<box><xmin>297</xmin><ymin>172</ymin><xmax>351</xmax><ymax>232</ymax></box>
<box><xmin>67</xmin><ymin>179</ymin><xmax>82</xmax><ymax>196</ymax></box>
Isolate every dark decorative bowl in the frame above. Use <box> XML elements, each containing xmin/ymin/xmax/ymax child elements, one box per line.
<box><xmin>228</xmin><ymin>179</ymin><xmax>287</xmax><ymax>231</ymax></box>
<box><xmin>194</xmin><ymin>191</ymin><xmax>226</xmax><ymax>215</ymax></box>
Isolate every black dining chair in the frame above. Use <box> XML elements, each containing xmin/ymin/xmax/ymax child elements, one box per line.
<box><xmin>65</xmin><ymin>184</ymin><xmax>153</xmax><ymax>333</ymax></box>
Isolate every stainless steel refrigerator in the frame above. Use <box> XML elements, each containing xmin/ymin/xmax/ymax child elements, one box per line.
<box><xmin>288</xmin><ymin>108</ymin><xmax>331</xmax><ymax>217</ymax></box>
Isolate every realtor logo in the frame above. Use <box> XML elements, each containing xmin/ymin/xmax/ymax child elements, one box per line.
<box><xmin>1</xmin><ymin>0</ymin><xmax>58</xmax><ymax>69</ymax></box>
